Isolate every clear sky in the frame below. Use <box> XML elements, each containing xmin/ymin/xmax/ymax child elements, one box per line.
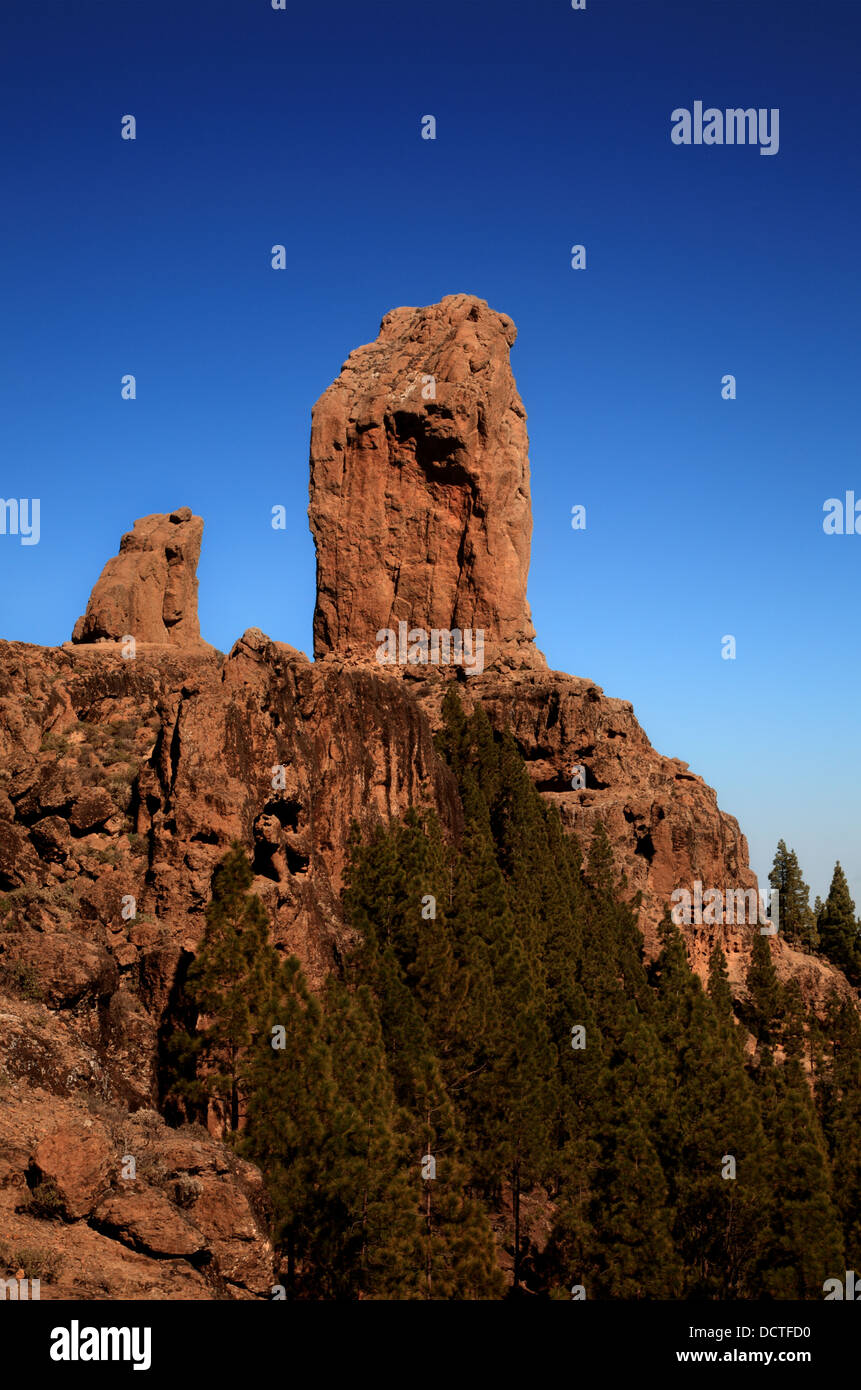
<box><xmin>1</xmin><ymin>0</ymin><xmax>859</xmax><ymax>909</ymax></box>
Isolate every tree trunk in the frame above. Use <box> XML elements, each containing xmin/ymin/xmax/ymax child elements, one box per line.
<box><xmin>512</xmin><ymin>1159</ymin><xmax>521</xmax><ymax>1289</ymax></box>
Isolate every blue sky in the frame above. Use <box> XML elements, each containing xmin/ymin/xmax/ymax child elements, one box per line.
<box><xmin>1</xmin><ymin>0</ymin><xmax>859</xmax><ymax>908</ymax></box>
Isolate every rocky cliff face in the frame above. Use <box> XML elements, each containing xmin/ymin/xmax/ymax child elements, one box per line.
<box><xmin>0</xmin><ymin>633</ymin><xmax>460</xmax><ymax>1298</ymax></box>
<box><xmin>0</xmin><ymin>297</ymin><xmax>851</xmax><ymax>1299</ymax></box>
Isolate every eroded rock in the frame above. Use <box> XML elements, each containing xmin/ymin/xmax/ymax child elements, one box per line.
<box><xmin>309</xmin><ymin>294</ymin><xmax>547</xmax><ymax>674</ymax></box>
<box><xmin>71</xmin><ymin>508</ymin><xmax>209</xmax><ymax>649</ymax></box>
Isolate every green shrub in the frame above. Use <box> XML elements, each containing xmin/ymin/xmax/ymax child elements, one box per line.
<box><xmin>107</xmin><ymin>718</ymin><xmax>138</xmax><ymax>741</ymax></box>
<box><xmin>0</xmin><ymin>1243</ymin><xmax>64</xmax><ymax>1282</ymax></box>
<box><xmin>107</xmin><ymin>765</ymin><xmax>137</xmax><ymax>786</ymax></box>
<box><xmin>174</xmin><ymin>1174</ymin><xmax>203</xmax><ymax>1208</ymax></box>
<box><xmin>93</xmin><ymin>848</ymin><xmax>122</xmax><ymax>866</ymax></box>
<box><xmin>25</xmin><ymin>1180</ymin><xmax>65</xmax><ymax>1220</ymax></box>
<box><xmin>0</xmin><ymin>961</ymin><xmax>44</xmax><ymax>1002</ymax></box>
<box><xmin>39</xmin><ymin>732</ymin><xmax>69</xmax><ymax>755</ymax></box>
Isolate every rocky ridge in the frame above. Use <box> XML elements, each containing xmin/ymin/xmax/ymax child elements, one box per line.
<box><xmin>0</xmin><ymin>295</ymin><xmax>852</xmax><ymax>1299</ymax></box>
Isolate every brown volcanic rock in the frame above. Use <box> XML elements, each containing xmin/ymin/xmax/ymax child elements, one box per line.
<box><xmin>0</xmin><ymin>633</ymin><xmax>847</xmax><ymax>1033</ymax></box>
<box><xmin>0</xmin><ymin>633</ymin><xmax>464</xmax><ymax>1292</ymax></box>
<box><xmin>0</xmin><ymin>632</ymin><xmax>851</xmax><ymax>1300</ymax></box>
<box><xmin>94</xmin><ymin>1189</ymin><xmax>206</xmax><ymax>1259</ymax></box>
<box><xmin>1</xmin><ymin>928</ymin><xmax>118</xmax><ymax>1009</ymax></box>
<box><xmin>0</xmin><ymin>633</ymin><xmax>460</xmax><ymax>992</ymax></box>
<box><xmin>309</xmin><ymin>294</ymin><xmax>546</xmax><ymax>673</ymax></box>
<box><xmin>71</xmin><ymin>507</ymin><xmax>208</xmax><ymax>648</ymax></box>
<box><xmin>0</xmin><ymin>1085</ymin><xmax>274</xmax><ymax>1299</ymax></box>
<box><xmin>33</xmin><ymin>1121</ymin><xmax>113</xmax><ymax>1219</ymax></box>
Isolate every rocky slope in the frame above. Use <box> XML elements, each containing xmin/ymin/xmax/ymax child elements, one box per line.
<box><xmin>0</xmin><ymin>295</ymin><xmax>851</xmax><ymax>1299</ymax></box>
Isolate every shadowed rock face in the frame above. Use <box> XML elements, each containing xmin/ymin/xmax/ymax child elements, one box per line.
<box><xmin>0</xmin><ymin>633</ymin><xmax>455</xmax><ymax>1300</ymax></box>
<box><xmin>71</xmin><ymin>508</ymin><xmax>207</xmax><ymax>648</ymax></box>
<box><xmin>309</xmin><ymin>294</ymin><xmax>547</xmax><ymax>673</ymax></box>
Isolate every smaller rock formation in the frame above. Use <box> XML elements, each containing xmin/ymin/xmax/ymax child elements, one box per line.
<box><xmin>71</xmin><ymin>508</ymin><xmax>208</xmax><ymax>648</ymax></box>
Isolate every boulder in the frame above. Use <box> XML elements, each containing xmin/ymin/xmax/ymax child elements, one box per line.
<box><xmin>32</xmin><ymin>1120</ymin><xmax>112</xmax><ymax>1219</ymax></box>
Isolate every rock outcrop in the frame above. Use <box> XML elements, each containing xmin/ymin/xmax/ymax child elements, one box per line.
<box><xmin>71</xmin><ymin>508</ymin><xmax>208</xmax><ymax>649</ymax></box>
<box><xmin>1</xmin><ymin>295</ymin><xmax>855</xmax><ymax>1299</ymax></box>
<box><xmin>309</xmin><ymin>294</ymin><xmax>546</xmax><ymax>673</ymax></box>
<box><xmin>0</xmin><ymin>1083</ymin><xmax>274</xmax><ymax>1299</ymax></box>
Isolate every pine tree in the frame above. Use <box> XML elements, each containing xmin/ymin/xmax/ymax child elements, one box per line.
<box><xmin>435</xmin><ymin>682</ymin><xmax>471</xmax><ymax>779</ymax></box>
<box><xmin>317</xmin><ymin>979</ymin><xmax>425</xmax><ymax>1298</ymax></box>
<box><xmin>755</xmin><ymin>1049</ymin><xmax>844</xmax><ymax>1298</ymax></box>
<box><xmin>818</xmin><ymin>862</ymin><xmax>861</xmax><ymax>984</ymax></box>
<box><xmin>436</xmin><ymin>699</ymin><xmax>558</xmax><ymax>1286</ymax></box>
<box><xmin>584</xmin><ymin>825</ymin><xmax>649</xmax><ymax>1008</ymax></box>
<box><xmin>768</xmin><ymin>841</ymin><xmax>818</xmax><ymax>950</ymax></box>
<box><xmin>741</xmin><ymin>931</ymin><xmax>784</xmax><ymax>1050</ymax></box>
<box><xmin>240</xmin><ymin>955</ymin><xmax>338</xmax><ymax>1296</ymax></box>
<box><xmin>707</xmin><ymin>943</ymin><xmax>736</xmax><ymax>1038</ymax></box>
<box><xmin>416</xmin><ymin>1073</ymin><xmax>505</xmax><ymax>1300</ymax></box>
<box><xmin>341</xmin><ymin>804</ymin><xmax>504</xmax><ymax>1297</ymax></box>
<box><xmin>817</xmin><ymin>993</ymin><xmax>861</xmax><ymax>1271</ymax></box>
<box><xmin>652</xmin><ymin>920</ymin><xmax>770</xmax><ymax>1296</ymax></box>
<box><xmin>780</xmin><ymin>978</ymin><xmax>807</xmax><ymax>1061</ymax></box>
<box><xmin>592</xmin><ymin>1088</ymin><xmax>682</xmax><ymax>1298</ymax></box>
<box><xmin>164</xmin><ymin>843</ymin><xmax>279</xmax><ymax>1131</ymax></box>
<box><xmin>586</xmin><ymin>819</ymin><xmax>616</xmax><ymax>897</ymax></box>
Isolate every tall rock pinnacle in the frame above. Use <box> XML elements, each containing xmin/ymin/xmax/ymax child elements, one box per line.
<box><xmin>71</xmin><ymin>507</ymin><xmax>208</xmax><ymax>648</ymax></box>
<box><xmin>308</xmin><ymin>294</ymin><xmax>547</xmax><ymax>673</ymax></box>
